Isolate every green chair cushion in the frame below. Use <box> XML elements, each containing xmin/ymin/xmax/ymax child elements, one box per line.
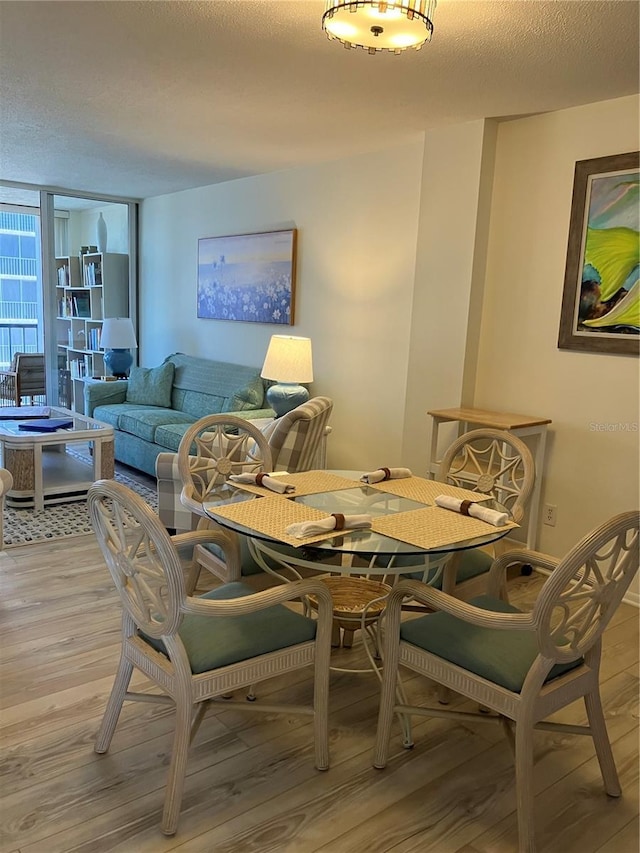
<box><xmin>399</xmin><ymin>594</ymin><xmax>582</xmax><ymax>693</ymax></box>
<box><xmin>143</xmin><ymin>581</ymin><xmax>317</xmax><ymax>674</ymax></box>
<box><xmin>399</xmin><ymin>548</ymin><xmax>493</xmax><ymax>586</ymax></box>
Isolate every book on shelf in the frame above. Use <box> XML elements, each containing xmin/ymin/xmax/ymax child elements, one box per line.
<box><xmin>88</xmin><ymin>327</ymin><xmax>102</xmax><ymax>350</ymax></box>
<box><xmin>57</xmin><ymin>264</ymin><xmax>70</xmax><ymax>286</ymax></box>
<box><xmin>72</xmin><ymin>294</ymin><xmax>90</xmax><ymax>318</ymax></box>
<box><xmin>83</xmin><ymin>261</ymin><xmax>103</xmax><ymax>287</ymax></box>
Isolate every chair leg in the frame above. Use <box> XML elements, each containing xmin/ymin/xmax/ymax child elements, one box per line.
<box><xmin>584</xmin><ymin>689</ymin><xmax>621</xmax><ymax>797</ymax></box>
<box><xmin>161</xmin><ymin>693</ymin><xmax>193</xmax><ymax>836</ymax></box>
<box><xmin>514</xmin><ymin>719</ymin><xmax>537</xmax><ymax>853</ymax></box>
<box><xmin>313</xmin><ymin>644</ymin><xmax>331</xmax><ymax>772</ymax></box>
<box><xmin>95</xmin><ymin>656</ymin><xmax>133</xmax><ymax>754</ymax></box>
<box><xmin>373</xmin><ymin>634</ymin><xmax>402</xmax><ymax>768</ymax></box>
<box><xmin>330</xmin><ymin>621</ymin><xmax>341</xmax><ymax>648</ymax></box>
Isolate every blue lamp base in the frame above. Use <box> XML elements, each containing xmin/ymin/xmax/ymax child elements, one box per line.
<box><xmin>266</xmin><ymin>383</ymin><xmax>309</xmax><ymax>418</ymax></box>
<box><xmin>104</xmin><ymin>348</ymin><xmax>133</xmax><ymax>379</ymax></box>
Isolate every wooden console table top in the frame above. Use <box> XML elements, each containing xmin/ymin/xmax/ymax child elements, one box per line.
<box><xmin>427</xmin><ymin>407</ymin><xmax>552</xmax><ymax>430</ymax></box>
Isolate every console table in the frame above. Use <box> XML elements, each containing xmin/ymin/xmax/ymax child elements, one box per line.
<box><xmin>427</xmin><ymin>406</ymin><xmax>552</xmax><ymax>549</ymax></box>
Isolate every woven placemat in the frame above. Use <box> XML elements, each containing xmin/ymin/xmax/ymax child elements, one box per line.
<box><xmin>366</xmin><ymin>475</ymin><xmax>490</xmax><ymax>505</ymax></box>
<box><xmin>227</xmin><ymin>470</ymin><xmax>361</xmax><ymax>498</ymax></box>
<box><xmin>208</xmin><ymin>496</ymin><xmax>367</xmax><ymax>547</ymax></box>
<box><xmin>371</xmin><ymin>505</ymin><xmax>518</xmax><ymax>551</ymax></box>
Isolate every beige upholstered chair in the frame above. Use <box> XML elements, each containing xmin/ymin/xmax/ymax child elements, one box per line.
<box><xmin>0</xmin><ymin>352</ymin><xmax>46</xmax><ymax>406</ymax></box>
<box><xmin>0</xmin><ymin>467</ymin><xmax>14</xmax><ymax>550</ymax></box>
<box><xmin>373</xmin><ymin>510</ymin><xmax>639</xmax><ymax>853</ymax></box>
<box><xmin>88</xmin><ymin>479</ymin><xmax>333</xmax><ymax>837</ymax></box>
<box><xmin>263</xmin><ymin>396</ymin><xmax>333</xmax><ymax>471</ymax></box>
<box><xmin>436</xmin><ymin>428</ymin><xmax>535</xmax><ymax>598</ymax></box>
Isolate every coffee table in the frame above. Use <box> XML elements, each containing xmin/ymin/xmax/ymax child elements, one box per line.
<box><xmin>0</xmin><ymin>407</ymin><xmax>114</xmax><ymax>513</ymax></box>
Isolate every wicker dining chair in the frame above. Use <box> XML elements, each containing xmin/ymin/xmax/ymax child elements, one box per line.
<box><xmin>373</xmin><ymin>510</ymin><xmax>640</xmax><ymax>853</ymax></box>
<box><xmin>435</xmin><ymin>428</ymin><xmax>535</xmax><ymax>599</ymax></box>
<box><xmin>176</xmin><ymin>414</ymin><xmax>273</xmax><ymax>587</ymax></box>
<box><xmin>88</xmin><ymin>479</ymin><xmax>333</xmax><ymax>836</ymax></box>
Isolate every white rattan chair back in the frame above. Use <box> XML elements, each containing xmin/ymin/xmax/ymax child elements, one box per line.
<box><xmin>533</xmin><ymin>510</ymin><xmax>639</xmax><ymax>663</ymax></box>
<box><xmin>177</xmin><ymin>414</ymin><xmax>273</xmax><ymax>513</ymax></box>
<box><xmin>88</xmin><ymin>479</ymin><xmax>186</xmax><ymax>639</ymax></box>
<box><xmin>439</xmin><ymin>428</ymin><xmax>535</xmax><ymax>523</ymax></box>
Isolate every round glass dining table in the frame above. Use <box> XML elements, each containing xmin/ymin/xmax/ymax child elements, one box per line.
<box><xmin>202</xmin><ymin>470</ymin><xmax>512</xmax><ymax>580</ymax></box>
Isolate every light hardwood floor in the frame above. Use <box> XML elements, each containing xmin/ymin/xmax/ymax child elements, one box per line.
<box><xmin>0</xmin><ymin>534</ymin><xmax>638</xmax><ymax>853</ymax></box>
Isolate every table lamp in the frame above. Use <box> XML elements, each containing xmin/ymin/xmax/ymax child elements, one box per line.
<box><xmin>101</xmin><ymin>317</ymin><xmax>137</xmax><ymax>379</ymax></box>
<box><xmin>261</xmin><ymin>335</ymin><xmax>313</xmax><ymax>418</ymax></box>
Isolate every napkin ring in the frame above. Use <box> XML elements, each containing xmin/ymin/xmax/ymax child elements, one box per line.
<box><xmin>378</xmin><ymin>467</ymin><xmax>391</xmax><ymax>480</ymax></box>
<box><xmin>256</xmin><ymin>473</ymin><xmax>266</xmax><ymax>486</ymax></box>
<box><xmin>459</xmin><ymin>499</ymin><xmax>473</xmax><ymax>516</ymax></box>
<box><xmin>331</xmin><ymin>513</ymin><xmax>346</xmax><ymax>531</ymax></box>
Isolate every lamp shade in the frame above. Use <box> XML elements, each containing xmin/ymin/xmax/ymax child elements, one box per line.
<box><xmin>101</xmin><ymin>317</ymin><xmax>138</xmax><ymax>350</ymax></box>
<box><xmin>261</xmin><ymin>335</ymin><xmax>313</xmax><ymax>383</ymax></box>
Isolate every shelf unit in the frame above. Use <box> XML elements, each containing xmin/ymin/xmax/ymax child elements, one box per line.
<box><xmin>56</xmin><ymin>252</ymin><xmax>129</xmax><ymax>413</ymax></box>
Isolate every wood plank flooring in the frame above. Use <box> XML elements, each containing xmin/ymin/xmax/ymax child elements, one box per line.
<box><xmin>0</xmin><ymin>535</ymin><xmax>638</xmax><ymax>852</ymax></box>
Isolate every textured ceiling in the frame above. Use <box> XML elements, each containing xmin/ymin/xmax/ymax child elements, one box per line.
<box><xmin>0</xmin><ymin>1</ymin><xmax>638</xmax><ymax>201</ymax></box>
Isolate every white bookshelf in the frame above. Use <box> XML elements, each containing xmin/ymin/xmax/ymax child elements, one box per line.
<box><xmin>56</xmin><ymin>252</ymin><xmax>129</xmax><ymax>411</ymax></box>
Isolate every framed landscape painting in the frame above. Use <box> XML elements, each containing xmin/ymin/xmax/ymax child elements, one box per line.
<box><xmin>558</xmin><ymin>151</ymin><xmax>639</xmax><ymax>355</ymax></box>
<box><xmin>197</xmin><ymin>229</ymin><xmax>297</xmax><ymax>324</ymax></box>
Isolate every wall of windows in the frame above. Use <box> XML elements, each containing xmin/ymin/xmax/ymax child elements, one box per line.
<box><xmin>0</xmin><ymin>209</ymin><xmax>41</xmax><ymax>368</ymax></box>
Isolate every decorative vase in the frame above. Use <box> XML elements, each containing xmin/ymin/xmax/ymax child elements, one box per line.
<box><xmin>96</xmin><ymin>213</ymin><xmax>108</xmax><ymax>253</ymax></box>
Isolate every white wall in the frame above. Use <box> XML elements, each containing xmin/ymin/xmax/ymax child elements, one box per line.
<box><xmin>140</xmin><ymin>140</ymin><xmax>425</xmax><ymax>468</ymax></box>
<box><xmin>474</xmin><ymin>94</ymin><xmax>640</xmax><ymax>594</ymax></box>
<box><xmin>401</xmin><ymin>119</ymin><xmax>497</xmax><ymax>474</ymax></box>
<box><xmin>69</xmin><ymin>203</ymin><xmax>129</xmax><ymax>255</ymax></box>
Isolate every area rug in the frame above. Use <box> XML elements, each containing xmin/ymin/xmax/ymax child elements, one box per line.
<box><xmin>2</xmin><ymin>452</ymin><xmax>157</xmax><ymax>547</ymax></box>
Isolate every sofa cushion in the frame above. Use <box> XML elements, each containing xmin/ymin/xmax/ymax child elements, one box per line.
<box><xmin>127</xmin><ymin>363</ymin><xmax>175</xmax><ymax>408</ymax></box>
<box><xmin>92</xmin><ymin>402</ymin><xmax>150</xmax><ymax>430</ymax></box>
<box><xmin>118</xmin><ymin>409</ymin><xmax>193</xmax><ymax>443</ymax></box>
<box><xmin>154</xmin><ymin>421</ymin><xmax>200</xmax><ymax>452</ymax></box>
<box><xmin>165</xmin><ymin>353</ymin><xmax>265</xmax><ymax>419</ymax></box>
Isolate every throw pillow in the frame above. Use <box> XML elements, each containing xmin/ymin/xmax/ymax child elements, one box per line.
<box><xmin>126</xmin><ymin>363</ymin><xmax>175</xmax><ymax>408</ymax></box>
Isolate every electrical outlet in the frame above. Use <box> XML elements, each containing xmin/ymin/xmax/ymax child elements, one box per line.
<box><xmin>543</xmin><ymin>503</ymin><xmax>557</xmax><ymax>526</ymax></box>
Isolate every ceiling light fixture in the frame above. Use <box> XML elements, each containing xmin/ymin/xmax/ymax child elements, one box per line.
<box><xmin>322</xmin><ymin>1</ymin><xmax>436</xmax><ymax>54</ymax></box>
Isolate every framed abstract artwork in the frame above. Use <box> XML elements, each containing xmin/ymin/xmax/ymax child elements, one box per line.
<box><xmin>197</xmin><ymin>229</ymin><xmax>297</xmax><ymax>324</ymax></box>
<box><xmin>558</xmin><ymin>151</ymin><xmax>639</xmax><ymax>355</ymax></box>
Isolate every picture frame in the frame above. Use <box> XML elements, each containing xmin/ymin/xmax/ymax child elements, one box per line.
<box><xmin>197</xmin><ymin>229</ymin><xmax>297</xmax><ymax>325</ymax></box>
<box><xmin>558</xmin><ymin>151</ymin><xmax>639</xmax><ymax>355</ymax></box>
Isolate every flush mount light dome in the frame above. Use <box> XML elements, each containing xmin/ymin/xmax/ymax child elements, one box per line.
<box><xmin>322</xmin><ymin>1</ymin><xmax>436</xmax><ymax>54</ymax></box>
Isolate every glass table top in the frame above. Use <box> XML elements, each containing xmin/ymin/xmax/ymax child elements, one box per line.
<box><xmin>203</xmin><ymin>471</ymin><xmax>511</xmax><ymax>557</ymax></box>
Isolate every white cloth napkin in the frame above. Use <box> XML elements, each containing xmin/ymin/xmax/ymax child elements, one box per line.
<box><xmin>285</xmin><ymin>513</ymin><xmax>372</xmax><ymax>539</ymax></box>
<box><xmin>229</xmin><ymin>472</ymin><xmax>295</xmax><ymax>494</ymax></box>
<box><xmin>435</xmin><ymin>494</ymin><xmax>509</xmax><ymax>527</ymax></box>
<box><xmin>360</xmin><ymin>467</ymin><xmax>412</xmax><ymax>484</ymax></box>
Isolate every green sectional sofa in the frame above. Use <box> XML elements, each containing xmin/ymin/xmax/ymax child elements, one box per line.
<box><xmin>84</xmin><ymin>352</ymin><xmax>274</xmax><ymax>476</ymax></box>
